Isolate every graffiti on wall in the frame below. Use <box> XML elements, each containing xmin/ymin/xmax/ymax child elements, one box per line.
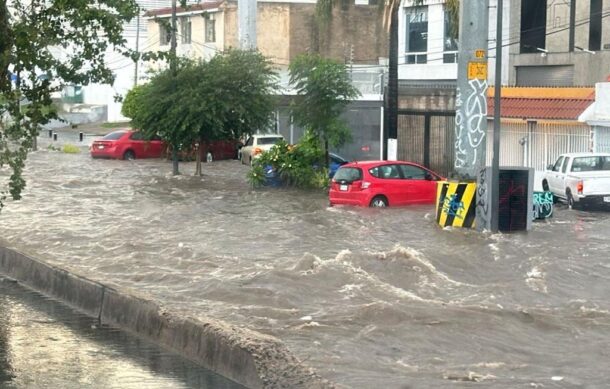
<box><xmin>533</xmin><ymin>191</ymin><xmax>554</xmax><ymax>220</ymax></box>
<box><xmin>455</xmin><ymin>79</ymin><xmax>488</xmax><ymax>172</ymax></box>
<box><xmin>475</xmin><ymin>167</ymin><xmax>489</xmax><ymax>229</ymax></box>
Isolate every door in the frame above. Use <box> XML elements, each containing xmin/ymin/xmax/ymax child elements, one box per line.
<box><xmin>398</xmin><ymin>164</ymin><xmax>438</xmax><ymax>203</ymax></box>
<box><xmin>128</xmin><ymin>131</ymin><xmax>146</xmax><ymax>157</ymax></box>
<box><xmin>547</xmin><ymin>156</ymin><xmax>566</xmax><ymax>195</ymax></box>
<box><xmin>375</xmin><ymin>164</ymin><xmax>408</xmax><ymax>205</ymax></box>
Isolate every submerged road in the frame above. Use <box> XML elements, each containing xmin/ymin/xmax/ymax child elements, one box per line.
<box><xmin>2</xmin><ymin>137</ymin><xmax>610</xmax><ymax>387</ymax></box>
<box><xmin>0</xmin><ymin>277</ymin><xmax>243</xmax><ymax>389</ymax></box>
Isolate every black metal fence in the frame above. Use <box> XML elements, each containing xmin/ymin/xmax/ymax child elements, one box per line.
<box><xmin>397</xmin><ymin>109</ymin><xmax>456</xmax><ymax>177</ymax></box>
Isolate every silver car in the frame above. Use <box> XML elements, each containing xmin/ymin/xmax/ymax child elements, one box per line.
<box><xmin>240</xmin><ymin>134</ymin><xmax>285</xmax><ymax>165</ymax></box>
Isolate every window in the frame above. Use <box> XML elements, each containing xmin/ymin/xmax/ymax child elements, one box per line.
<box><xmin>405</xmin><ymin>7</ymin><xmax>428</xmax><ymax>64</ymax></box>
<box><xmin>334</xmin><ymin>167</ymin><xmax>362</xmax><ymax>183</ymax></box>
<box><xmin>520</xmin><ymin>0</ymin><xmax>547</xmax><ymax>53</ymax></box>
<box><xmin>129</xmin><ymin>132</ymin><xmax>144</xmax><ymax>140</ymax></box>
<box><xmin>571</xmin><ymin>156</ymin><xmax>610</xmax><ymax>172</ymax></box>
<box><xmin>377</xmin><ymin>164</ymin><xmax>401</xmax><ymax>179</ymax></box>
<box><xmin>181</xmin><ymin>17</ymin><xmax>191</xmax><ymax>44</ymax></box>
<box><xmin>257</xmin><ymin>136</ymin><xmax>283</xmax><ymax>145</ymax></box>
<box><xmin>552</xmin><ymin>156</ymin><xmax>564</xmax><ymax>172</ymax></box>
<box><xmin>102</xmin><ymin>131</ymin><xmax>126</xmax><ymax>140</ymax></box>
<box><xmin>205</xmin><ymin>18</ymin><xmax>216</xmax><ymax>43</ymax></box>
<box><xmin>398</xmin><ymin>164</ymin><xmax>427</xmax><ymax>180</ymax></box>
<box><xmin>589</xmin><ymin>0</ymin><xmax>602</xmax><ymax>51</ymax></box>
<box><xmin>561</xmin><ymin>159</ymin><xmax>568</xmax><ymax>173</ymax></box>
<box><xmin>159</xmin><ymin>22</ymin><xmax>172</xmax><ymax>46</ymax></box>
<box><xmin>443</xmin><ymin>6</ymin><xmax>458</xmax><ymax>63</ymax></box>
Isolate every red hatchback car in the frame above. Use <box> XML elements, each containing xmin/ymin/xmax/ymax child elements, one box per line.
<box><xmin>90</xmin><ymin>129</ymin><xmax>164</xmax><ymax>160</ymax></box>
<box><xmin>329</xmin><ymin>161</ymin><xmax>444</xmax><ymax>207</ymax></box>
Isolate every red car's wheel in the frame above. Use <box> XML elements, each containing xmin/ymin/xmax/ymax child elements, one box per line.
<box><xmin>370</xmin><ymin>196</ymin><xmax>388</xmax><ymax>208</ymax></box>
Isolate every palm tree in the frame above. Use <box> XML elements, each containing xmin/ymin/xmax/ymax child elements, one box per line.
<box><xmin>316</xmin><ymin>0</ymin><xmax>459</xmax><ymax>156</ymax></box>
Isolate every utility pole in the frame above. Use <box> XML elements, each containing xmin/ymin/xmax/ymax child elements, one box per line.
<box><xmin>134</xmin><ymin>10</ymin><xmax>140</xmax><ymax>87</ymax></box>
<box><xmin>490</xmin><ymin>0</ymin><xmax>503</xmax><ymax>232</ymax></box>
<box><xmin>454</xmin><ymin>0</ymin><xmax>489</xmax><ymax>180</ymax></box>
<box><xmin>238</xmin><ymin>0</ymin><xmax>257</xmax><ymax>49</ymax></box>
<box><xmin>454</xmin><ymin>0</ymin><xmax>489</xmax><ymax>229</ymax></box>
<box><xmin>170</xmin><ymin>0</ymin><xmax>179</xmax><ymax>175</ymax></box>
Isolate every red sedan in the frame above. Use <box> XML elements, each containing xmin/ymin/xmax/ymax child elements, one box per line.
<box><xmin>329</xmin><ymin>161</ymin><xmax>444</xmax><ymax>207</ymax></box>
<box><xmin>90</xmin><ymin>129</ymin><xmax>164</xmax><ymax>160</ymax></box>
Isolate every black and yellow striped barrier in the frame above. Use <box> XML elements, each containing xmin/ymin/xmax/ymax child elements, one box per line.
<box><xmin>436</xmin><ymin>181</ymin><xmax>477</xmax><ymax>228</ymax></box>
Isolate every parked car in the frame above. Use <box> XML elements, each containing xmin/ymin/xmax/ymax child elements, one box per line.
<box><xmin>329</xmin><ymin>160</ymin><xmax>444</xmax><ymax>207</ymax></box>
<box><xmin>174</xmin><ymin>139</ymin><xmax>243</xmax><ymax>162</ymax></box>
<box><xmin>542</xmin><ymin>152</ymin><xmax>610</xmax><ymax>209</ymax></box>
<box><xmin>329</xmin><ymin>153</ymin><xmax>349</xmax><ymax>178</ymax></box>
<box><xmin>90</xmin><ymin>129</ymin><xmax>164</xmax><ymax>160</ymax></box>
<box><xmin>240</xmin><ymin>134</ymin><xmax>284</xmax><ymax>165</ymax></box>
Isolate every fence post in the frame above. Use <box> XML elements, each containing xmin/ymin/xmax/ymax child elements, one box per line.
<box><xmin>424</xmin><ymin>114</ymin><xmax>431</xmax><ymax>168</ymax></box>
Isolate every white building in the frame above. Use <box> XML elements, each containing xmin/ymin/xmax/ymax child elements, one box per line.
<box><xmin>398</xmin><ymin>0</ymin><xmax>511</xmax><ymax>85</ymax></box>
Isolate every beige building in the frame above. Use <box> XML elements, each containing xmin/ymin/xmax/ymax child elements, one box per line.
<box><xmin>144</xmin><ymin>0</ymin><xmax>388</xmax><ymax>70</ymax></box>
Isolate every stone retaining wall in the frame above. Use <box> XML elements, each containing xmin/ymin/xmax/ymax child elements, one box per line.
<box><xmin>0</xmin><ymin>245</ymin><xmax>331</xmax><ymax>389</ymax></box>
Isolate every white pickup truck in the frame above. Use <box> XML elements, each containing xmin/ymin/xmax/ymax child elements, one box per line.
<box><xmin>542</xmin><ymin>152</ymin><xmax>610</xmax><ymax>209</ymax></box>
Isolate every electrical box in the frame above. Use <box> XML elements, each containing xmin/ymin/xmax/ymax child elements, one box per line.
<box><xmin>476</xmin><ymin>167</ymin><xmax>534</xmax><ymax>232</ymax></box>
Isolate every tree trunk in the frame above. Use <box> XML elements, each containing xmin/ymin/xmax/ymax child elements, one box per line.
<box><xmin>172</xmin><ymin>147</ymin><xmax>180</xmax><ymax>175</ymax></box>
<box><xmin>387</xmin><ymin>4</ymin><xmax>399</xmax><ymax>140</ymax></box>
<box><xmin>0</xmin><ymin>2</ymin><xmax>11</xmax><ymax>94</ymax></box>
<box><xmin>195</xmin><ymin>138</ymin><xmax>202</xmax><ymax>176</ymax></box>
<box><xmin>324</xmin><ymin>138</ymin><xmax>330</xmax><ymax>169</ymax></box>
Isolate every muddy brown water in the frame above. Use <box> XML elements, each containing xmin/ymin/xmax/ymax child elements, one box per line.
<box><xmin>2</xmin><ymin>143</ymin><xmax>610</xmax><ymax>388</ymax></box>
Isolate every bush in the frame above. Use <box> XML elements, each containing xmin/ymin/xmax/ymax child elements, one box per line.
<box><xmin>62</xmin><ymin>144</ymin><xmax>81</xmax><ymax>154</ymax></box>
<box><xmin>250</xmin><ymin>131</ymin><xmax>330</xmax><ymax>189</ymax></box>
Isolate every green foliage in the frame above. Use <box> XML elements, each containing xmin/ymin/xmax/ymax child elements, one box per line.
<box><xmin>129</xmin><ymin>49</ymin><xmax>277</xmax><ymax>175</ymax></box>
<box><xmin>246</xmin><ymin>164</ymin><xmax>266</xmax><ymax>188</ymax></box>
<box><xmin>121</xmin><ymin>84</ymin><xmax>145</xmax><ymax>119</ymax></box>
<box><xmin>46</xmin><ymin>144</ymin><xmax>61</xmax><ymax>152</ymax></box>
<box><xmin>251</xmin><ymin>131</ymin><xmax>329</xmax><ymax>189</ymax></box>
<box><xmin>0</xmin><ymin>0</ymin><xmax>138</xmax><ymax>210</ymax></box>
<box><xmin>289</xmin><ymin>54</ymin><xmax>360</xmax><ymax>167</ymax></box>
<box><xmin>61</xmin><ymin>144</ymin><xmax>80</xmax><ymax>154</ymax></box>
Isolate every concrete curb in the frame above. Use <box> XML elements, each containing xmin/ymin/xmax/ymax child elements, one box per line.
<box><xmin>0</xmin><ymin>245</ymin><xmax>332</xmax><ymax>389</ymax></box>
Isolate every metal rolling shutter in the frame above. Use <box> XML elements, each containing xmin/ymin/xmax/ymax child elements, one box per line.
<box><xmin>516</xmin><ymin>65</ymin><xmax>574</xmax><ymax>87</ymax></box>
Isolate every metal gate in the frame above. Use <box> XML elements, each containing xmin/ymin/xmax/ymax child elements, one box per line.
<box><xmin>397</xmin><ymin>110</ymin><xmax>455</xmax><ymax>177</ymax></box>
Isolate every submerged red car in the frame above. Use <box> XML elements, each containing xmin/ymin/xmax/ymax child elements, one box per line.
<box><xmin>329</xmin><ymin>161</ymin><xmax>444</xmax><ymax>207</ymax></box>
<box><xmin>90</xmin><ymin>129</ymin><xmax>164</xmax><ymax>160</ymax></box>
<box><xmin>91</xmin><ymin>129</ymin><xmax>242</xmax><ymax>161</ymax></box>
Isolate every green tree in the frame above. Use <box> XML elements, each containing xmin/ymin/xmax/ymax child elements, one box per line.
<box><xmin>289</xmin><ymin>53</ymin><xmax>360</xmax><ymax>167</ymax></box>
<box><xmin>121</xmin><ymin>84</ymin><xmax>145</xmax><ymax>120</ymax></box>
<box><xmin>126</xmin><ymin>49</ymin><xmax>277</xmax><ymax>176</ymax></box>
<box><xmin>0</xmin><ymin>0</ymin><xmax>138</xmax><ymax>210</ymax></box>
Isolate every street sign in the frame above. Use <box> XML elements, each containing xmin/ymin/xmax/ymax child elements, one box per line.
<box><xmin>475</xmin><ymin>50</ymin><xmax>486</xmax><ymax>58</ymax></box>
<box><xmin>467</xmin><ymin>62</ymin><xmax>488</xmax><ymax>80</ymax></box>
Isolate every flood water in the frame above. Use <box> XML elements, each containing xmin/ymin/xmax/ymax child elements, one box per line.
<box><xmin>2</xmin><ymin>140</ymin><xmax>610</xmax><ymax>388</ymax></box>
<box><xmin>0</xmin><ymin>277</ymin><xmax>243</xmax><ymax>388</ymax></box>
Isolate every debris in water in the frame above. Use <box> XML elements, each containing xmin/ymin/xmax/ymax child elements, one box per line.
<box><xmin>551</xmin><ymin>376</ymin><xmax>564</xmax><ymax>381</ymax></box>
<box><xmin>299</xmin><ymin>315</ymin><xmax>312</xmax><ymax>321</ymax></box>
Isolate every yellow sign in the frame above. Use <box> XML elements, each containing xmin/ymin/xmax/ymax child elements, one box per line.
<box><xmin>475</xmin><ymin>50</ymin><xmax>486</xmax><ymax>58</ymax></box>
<box><xmin>468</xmin><ymin>62</ymin><xmax>488</xmax><ymax>80</ymax></box>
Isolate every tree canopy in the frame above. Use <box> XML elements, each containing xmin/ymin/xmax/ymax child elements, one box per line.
<box><xmin>289</xmin><ymin>53</ymin><xmax>360</xmax><ymax>166</ymax></box>
<box><xmin>125</xmin><ymin>49</ymin><xmax>277</xmax><ymax>175</ymax></box>
<box><xmin>0</xmin><ymin>0</ymin><xmax>139</xmax><ymax>210</ymax></box>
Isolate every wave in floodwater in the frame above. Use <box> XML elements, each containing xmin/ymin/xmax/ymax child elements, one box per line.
<box><xmin>2</xmin><ymin>145</ymin><xmax>610</xmax><ymax>387</ymax></box>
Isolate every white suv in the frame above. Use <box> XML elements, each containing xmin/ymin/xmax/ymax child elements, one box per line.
<box><xmin>240</xmin><ymin>134</ymin><xmax>284</xmax><ymax>165</ymax></box>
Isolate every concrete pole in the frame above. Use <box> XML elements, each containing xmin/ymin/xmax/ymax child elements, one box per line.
<box><xmin>238</xmin><ymin>0</ymin><xmax>257</xmax><ymax>49</ymax></box>
<box><xmin>490</xmin><ymin>0</ymin><xmax>503</xmax><ymax>233</ymax></box>
<box><xmin>454</xmin><ymin>0</ymin><xmax>489</xmax><ymax>180</ymax></box>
